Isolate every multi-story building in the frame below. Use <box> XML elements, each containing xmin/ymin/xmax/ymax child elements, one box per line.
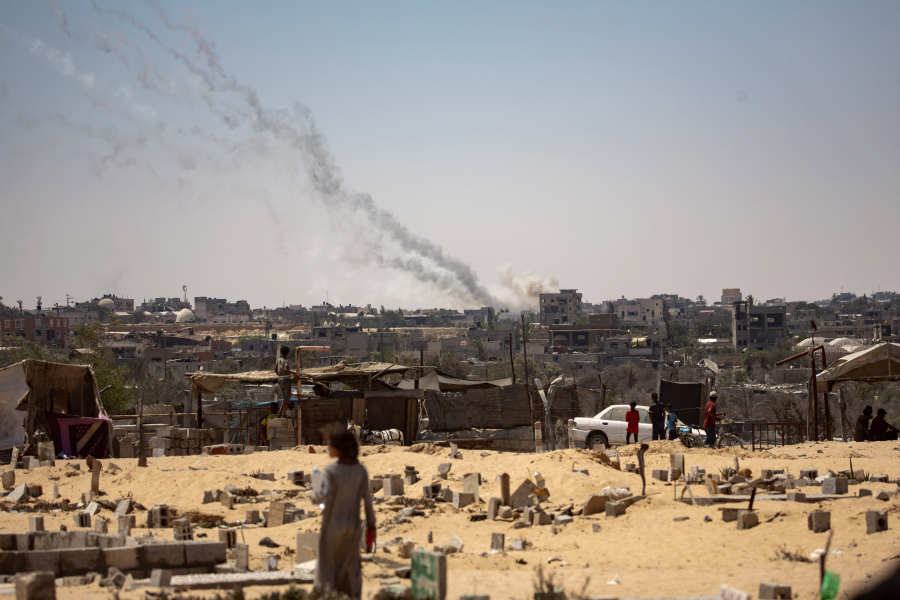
<box><xmin>539</xmin><ymin>290</ymin><xmax>583</xmax><ymax>326</ymax></box>
<box><xmin>194</xmin><ymin>297</ymin><xmax>252</xmax><ymax>321</ymax></box>
<box><xmin>1</xmin><ymin>314</ymin><xmax>70</xmax><ymax>348</ymax></box>
<box><xmin>615</xmin><ymin>298</ymin><xmax>665</xmax><ymax>329</ymax></box>
<box><xmin>721</xmin><ymin>288</ymin><xmax>742</xmax><ymax>305</ymax></box>
<box><xmin>732</xmin><ymin>301</ymin><xmax>787</xmax><ymax>351</ymax></box>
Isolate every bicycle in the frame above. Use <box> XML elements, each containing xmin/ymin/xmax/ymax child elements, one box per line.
<box><xmin>678</xmin><ymin>421</ymin><xmax>744</xmax><ymax>449</ymax></box>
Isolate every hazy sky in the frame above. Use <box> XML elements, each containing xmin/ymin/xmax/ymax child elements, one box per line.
<box><xmin>1</xmin><ymin>1</ymin><xmax>898</xmax><ymax>312</ymax></box>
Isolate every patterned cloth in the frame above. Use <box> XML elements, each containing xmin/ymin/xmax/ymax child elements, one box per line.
<box><xmin>45</xmin><ymin>411</ymin><xmax>111</xmax><ymax>458</ymax></box>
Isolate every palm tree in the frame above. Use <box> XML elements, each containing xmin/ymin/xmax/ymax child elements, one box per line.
<box><xmin>746</xmin><ymin>294</ymin><xmax>755</xmax><ymax>307</ymax></box>
<box><xmin>696</xmin><ymin>295</ymin><xmax>707</xmax><ymax>306</ymax></box>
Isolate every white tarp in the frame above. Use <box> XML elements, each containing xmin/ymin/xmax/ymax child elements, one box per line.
<box><xmin>815</xmin><ymin>342</ymin><xmax>900</xmax><ymax>392</ymax></box>
<box><xmin>0</xmin><ymin>363</ymin><xmax>29</xmax><ymax>448</ymax></box>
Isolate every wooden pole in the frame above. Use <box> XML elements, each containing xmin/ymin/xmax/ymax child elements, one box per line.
<box><xmin>521</xmin><ymin>314</ymin><xmax>531</xmax><ymax>424</ymax></box>
<box><xmin>819</xmin><ymin>347</ymin><xmax>832</xmax><ymax>441</ymax></box>
<box><xmin>197</xmin><ymin>392</ymin><xmax>204</xmax><ymax>429</ymax></box>
<box><xmin>810</xmin><ymin>338</ymin><xmax>819</xmax><ymax>442</ymax></box>
<box><xmin>509</xmin><ymin>333</ymin><xmax>516</xmax><ymax>384</ymax></box>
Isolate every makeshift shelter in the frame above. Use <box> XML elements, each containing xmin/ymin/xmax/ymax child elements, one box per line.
<box><xmin>815</xmin><ymin>343</ymin><xmax>900</xmax><ymax>392</ymax></box>
<box><xmin>0</xmin><ymin>359</ymin><xmax>108</xmax><ymax>457</ymax></box>
<box><xmin>395</xmin><ymin>370</ymin><xmax>512</xmax><ymax>392</ymax></box>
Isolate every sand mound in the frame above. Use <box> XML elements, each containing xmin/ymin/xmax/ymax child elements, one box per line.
<box><xmin>405</xmin><ymin>442</ymin><xmax>444</xmax><ymax>454</ymax></box>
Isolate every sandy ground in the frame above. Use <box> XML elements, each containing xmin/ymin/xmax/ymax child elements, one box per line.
<box><xmin>2</xmin><ymin>440</ymin><xmax>899</xmax><ymax>600</ymax></box>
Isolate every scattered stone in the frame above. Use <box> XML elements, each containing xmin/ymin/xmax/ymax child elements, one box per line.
<box><xmin>1</xmin><ymin>470</ymin><xmax>14</xmax><ymax>490</ymax></box>
<box><xmin>875</xmin><ymin>490</ymin><xmax>890</xmax><ymax>501</ymax></box>
<box><xmin>737</xmin><ymin>510</ymin><xmax>758</xmax><ymax>530</ymax></box>
<box><xmin>592</xmin><ymin>524</ymin><xmax>602</xmax><ymax>532</ymax></box>
<box><xmin>498</xmin><ymin>506</ymin><xmax>513</xmax><ymax>520</ymax></box>
<box><xmin>866</xmin><ymin>510</ymin><xmax>888</xmax><ymax>534</ymax></box>
<box><xmin>859</xmin><ymin>489</ymin><xmax>873</xmax><ymax>498</ymax></box>
<box><xmin>8</xmin><ymin>483</ymin><xmax>28</xmax><ymax>503</ymax></box>
<box><xmin>554</xmin><ymin>514</ymin><xmax>573</xmax><ymax>526</ymax></box>
<box><xmin>871</xmin><ymin>474</ymin><xmax>889</xmax><ymax>483</ymax></box>
<box><xmin>673</xmin><ymin>516</ymin><xmax>689</xmax><ymax>522</ymax></box>
<box><xmin>487</xmin><ymin>497</ymin><xmax>501</xmax><ymax>520</ymax></box>
<box><xmin>395</xmin><ymin>566</ymin><xmax>411</xmax><ymax>578</ymax></box>
<box><xmin>452</xmin><ymin>492</ymin><xmax>475</xmax><ymax>509</ymax></box>
<box><xmin>15</xmin><ymin>571</ymin><xmax>56</xmax><ymax>600</ymax></box>
<box><xmin>258</xmin><ymin>536</ymin><xmax>280</xmax><ymax>548</ymax></box>
<box><xmin>703</xmin><ymin>515</ymin><xmax>712</xmax><ymax>523</ymax></box>
<box><xmin>93</xmin><ymin>517</ymin><xmax>109</xmax><ymax>534</ymax></box>
<box><xmin>235</xmin><ymin>543</ymin><xmax>249</xmax><ymax>571</ymax></box>
<box><xmin>73</xmin><ymin>513</ymin><xmax>91</xmax><ymax>528</ymax></box>
<box><xmin>605</xmin><ymin>501</ymin><xmax>626</xmax><ymax>517</ymax></box>
<box><xmin>398</xmin><ymin>538</ymin><xmax>416</xmax><ymax>559</ymax></box>
<box><xmin>808</xmin><ymin>511</ymin><xmax>831</xmax><ymax>533</ymax></box>
<box><xmin>118</xmin><ymin>515</ymin><xmax>135</xmax><ymax>537</ymax></box>
<box><xmin>582</xmin><ymin>494</ymin><xmax>608</xmax><ymax>516</ymax></box>
<box><xmin>263</xmin><ymin>555</ymin><xmax>279</xmax><ymax>571</ymax></box>
<box><xmin>438</xmin><ymin>463</ymin><xmax>452</xmax><ymax>474</ymax></box>
<box><xmin>787</xmin><ymin>492</ymin><xmax>806</xmax><ymax>502</ymax></box>
<box><xmin>448</xmin><ymin>534</ymin><xmax>464</xmax><ymax>553</ymax></box>
<box><xmin>532</xmin><ymin>512</ymin><xmax>552</xmax><ymax>526</ymax></box>
<box><xmin>510</xmin><ymin>539</ymin><xmax>526</xmax><ymax>551</ymax></box>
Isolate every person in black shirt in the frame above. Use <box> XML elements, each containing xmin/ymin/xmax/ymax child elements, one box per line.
<box><xmin>648</xmin><ymin>392</ymin><xmax>666</xmax><ymax>441</ymax></box>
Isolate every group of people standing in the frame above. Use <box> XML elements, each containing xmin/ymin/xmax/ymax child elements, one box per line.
<box><xmin>624</xmin><ymin>390</ymin><xmax>725</xmax><ymax>448</ymax></box>
<box><xmin>624</xmin><ymin>392</ymin><xmax>682</xmax><ymax>444</ymax></box>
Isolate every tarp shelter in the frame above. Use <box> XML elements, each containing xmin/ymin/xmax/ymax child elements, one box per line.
<box><xmin>395</xmin><ymin>370</ymin><xmax>512</xmax><ymax>392</ymax></box>
<box><xmin>0</xmin><ymin>359</ymin><xmax>107</xmax><ymax>456</ymax></box>
<box><xmin>815</xmin><ymin>343</ymin><xmax>900</xmax><ymax>393</ymax></box>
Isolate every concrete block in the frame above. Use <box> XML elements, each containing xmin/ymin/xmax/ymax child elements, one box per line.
<box><xmin>245</xmin><ymin>510</ymin><xmax>259</xmax><ymax>524</ymax></box>
<box><xmin>737</xmin><ymin>510</ymin><xmax>758</xmax><ymax>530</ymax></box>
<box><xmin>866</xmin><ymin>510</ymin><xmax>888</xmax><ymax>534</ymax></box>
<box><xmin>15</xmin><ymin>571</ymin><xmax>56</xmax><ymax>600</ymax></box>
<box><xmin>452</xmin><ymin>492</ymin><xmax>475</xmax><ymax>509</ymax></box>
<box><xmin>398</xmin><ymin>538</ymin><xmax>416</xmax><ymax>559</ymax></box>
<box><xmin>93</xmin><ymin>518</ymin><xmax>108</xmax><ymax>534</ymax></box>
<box><xmin>583</xmin><ymin>494</ymin><xmax>608</xmax><ymax>516</ymax></box>
<box><xmin>592</xmin><ymin>524</ymin><xmax>602</xmax><ymax>532</ymax></box>
<box><xmin>60</xmin><ymin>547</ymin><xmax>103</xmax><ymax>573</ymax></box>
<box><xmin>184</xmin><ymin>541</ymin><xmax>227</xmax><ymax>566</ymax></box>
<box><xmin>370</xmin><ymin>478</ymin><xmax>384</xmax><ymax>493</ymax></box>
<box><xmin>73</xmin><ymin>513</ymin><xmax>90</xmax><ymax>528</ymax></box>
<box><xmin>383</xmin><ymin>477</ymin><xmax>404</xmax><ymax>497</ymax></box>
<box><xmin>822</xmin><ymin>477</ymin><xmax>848</xmax><ymax>495</ymax></box>
<box><xmin>8</xmin><ymin>484</ymin><xmax>28</xmax><ymax>503</ymax></box>
<box><xmin>605</xmin><ymin>501</ymin><xmax>626</xmax><ymax>517</ymax></box>
<box><xmin>554</xmin><ymin>514</ymin><xmax>573</xmax><ymax>526</ymax></box>
<box><xmin>423</xmin><ymin>482</ymin><xmax>441</xmax><ymax>500</ymax></box>
<box><xmin>490</xmin><ymin>532</ymin><xmax>504</xmax><ymax>551</ymax></box>
<box><xmin>235</xmin><ymin>543</ymin><xmax>249</xmax><ymax>571</ymax></box>
<box><xmin>438</xmin><ymin>487</ymin><xmax>453</xmax><ymax>503</ymax></box>
<box><xmin>800</xmin><ymin>469</ymin><xmax>818</xmax><ymax>479</ymax></box>
<box><xmin>24</xmin><ymin>457</ymin><xmax>40</xmax><ymax>470</ymax></box>
<box><xmin>141</xmin><ymin>543</ymin><xmax>186</xmax><ymax>568</ymax></box>
<box><xmin>150</xmin><ymin>568</ymin><xmax>172</xmax><ymax>587</ymax></box>
<box><xmin>487</xmin><ymin>497</ymin><xmax>500</xmax><ymax>520</ymax></box>
<box><xmin>1</xmin><ymin>470</ymin><xmax>14</xmax><ymax>490</ymax></box>
<box><xmin>532</xmin><ymin>512</ymin><xmax>552</xmax><ymax>526</ymax></box>
<box><xmin>787</xmin><ymin>492</ymin><xmax>806</xmax><ymax>502</ymax></box>
<box><xmin>173</xmin><ymin>518</ymin><xmax>193</xmax><ymax>541</ymax></box>
<box><xmin>808</xmin><ymin>511</ymin><xmax>831</xmax><ymax>533</ymax></box>
<box><xmin>667</xmin><ymin>468</ymin><xmax>681</xmax><ymax>482</ymax></box>
<box><xmin>438</xmin><ymin>463</ymin><xmax>452</xmax><ymax>474</ymax></box>
<box><xmin>218</xmin><ymin>529</ymin><xmax>237</xmax><ymax>549</ymax></box>
<box><xmin>448</xmin><ymin>534</ymin><xmax>464</xmax><ymax>553</ymax></box>
<box><xmin>288</xmin><ymin>470</ymin><xmax>305</xmax><ymax>485</ymax></box>
<box><xmin>498</xmin><ymin>506</ymin><xmax>513</xmax><ymax>520</ymax></box>
<box><xmin>871</xmin><ymin>474</ymin><xmax>889</xmax><ymax>483</ymax></box>
<box><xmin>21</xmin><ymin>550</ymin><xmax>60</xmax><ymax>574</ymax></box>
<box><xmin>117</xmin><ymin>515</ymin><xmax>134</xmax><ymax>537</ymax></box>
<box><xmin>296</xmin><ymin>532</ymin><xmax>319</xmax><ymax>558</ymax></box>
<box><xmin>103</xmin><ymin>546</ymin><xmax>139</xmax><ymax>571</ymax></box>
<box><xmin>510</xmin><ymin>539</ymin><xmax>526</xmax><ymax>551</ymax></box>
<box><xmin>463</xmin><ymin>473</ymin><xmax>480</xmax><ymax>502</ymax></box>
<box><xmin>29</xmin><ymin>516</ymin><xmax>44</xmax><ymax>533</ymax></box>
<box><xmin>759</xmin><ymin>583</ymin><xmax>792</xmax><ymax>600</ymax></box>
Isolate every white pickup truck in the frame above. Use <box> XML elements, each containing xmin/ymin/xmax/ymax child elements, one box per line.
<box><xmin>571</xmin><ymin>404</ymin><xmax>704</xmax><ymax>450</ymax></box>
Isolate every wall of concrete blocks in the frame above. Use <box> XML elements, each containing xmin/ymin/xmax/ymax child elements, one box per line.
<box><xmin>267</xmin><ymin>418</ymin><xmax>297</xmax><ymax>450</ymax></box>
<box><xmin>149</xmin><ymin>427</ymin><xmax>217</xmax><ymax>456</ymax></box>
<box><xmin>0</xmin><ymin>532</ymin><xmax>226</xmax><ymax>576</ymax></box>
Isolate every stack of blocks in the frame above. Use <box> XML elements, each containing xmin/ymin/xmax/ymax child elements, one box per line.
<box><xmin>150</xmin><ymin>427</ymin><xmax>217</xmax><ymax>457</ymax></box>
<box><xmin>173</xmin><ymin>518</ymin><xmax>194</xmax><ymax>541</ymax></box>
<box><xmin>148</xmin><ymin>505</ymin><xmax>171</xmax><ymax>529</ymax></box>
<box><xmin>267</xmin><ymin>419</ymin><xmax>297</xmax><ymax>451</ymax></box>
<box><xmin>114</xmin><ymin>434</ymin><xmax>139</xmax><ymax>458</ymax></box>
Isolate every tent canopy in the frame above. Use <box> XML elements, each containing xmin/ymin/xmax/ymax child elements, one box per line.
<box><xmin>0</xmin><ymin>359</ymin><xmax>105</xmax><ymax>449</ymax></box>
<box><xmin>395</xmin><ymin>370</ymin><xmax>512</xmax><ymax>392</ymax></box>
<box><xmin>815</xmin><ymin>342</ymin><xmax>900</xmax><ymax>392</ymax></box>
<box><xmin>187</xmin><ymin>362</ymin><xmax>412</xmax><ymax>397</ymax></box>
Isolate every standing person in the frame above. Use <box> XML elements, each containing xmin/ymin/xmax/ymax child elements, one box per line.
<box><xmin>854</xmin><ymin>405</ymin><xmax>874</xmax><ymax>441</ymax></box>
<box><xmin>649</xmin><ymin>392</ymin><xmax>665</xmax><ymax>441</ymax></box>
<box><xmin>702</xmin><ymin>391</ymin><xmax>726</xmax><ymax>448</ymax></box>
<box><xmin>870</xmin><ymin>408</ymin><xmax>900</xmax><ymax>441</ymax></box>
<box><xmin>625</xmin><ymin>401</ymin><xmax>640</xmax><ymax>445</ymax></box>
<box><xmin>275</xmin><ymin>346</ymin><xmax>297</xmax><ymax>417</ymax></box>
<box><xmin>666</xmin><ymin>404</ymin><xmax>679</xmax><ymax>440</ymax></box>
<box><xmin>310</xmin><ymin>428</ymin><xmax>376</xmax><ymax>599</ymax></box>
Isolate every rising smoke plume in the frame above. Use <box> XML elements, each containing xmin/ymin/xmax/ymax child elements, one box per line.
<box><xmin>24</xmin><ymin>1</ymin><xmax>553</xmax><ymax>309</ymax></box>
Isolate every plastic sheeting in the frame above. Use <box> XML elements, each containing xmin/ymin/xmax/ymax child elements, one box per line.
<box><xmin>0</xmin><ymin>363</ymin><xmax>28</xmax><ymax>448</ymax></box>
<box><xmin>816</xmin><ymin>342</ymin><xmax>900</xmax><ymax>392</ymax></box>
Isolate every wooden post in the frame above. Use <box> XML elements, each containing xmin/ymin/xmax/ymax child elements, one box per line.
<box><xmin>810</xmin><ymin>342</ymin><xmax>819</xmax><ymax>442</ymax></box>
<box><xmin>137</xmin><ymin>396</ymin><xmax>146</xmax><ymax>467</ymax></box>
<box><xmin>521</xmin><ymin>314</ymin><xmax>531</xmax><ymax>424</ymax></box>
<box><xmin>819</xmin><ymin>347</ymin><xmax>831</xmax><ymax>441</ymax></box>
<box><xmin>509</xmin><ymin>332</ymin><xmax>516</xmax><ymax>384</ymax></box>
<box><xmin>197</xmin><ymin>392</ymin><xmax>204</xmax><ymax>429</ymax></box>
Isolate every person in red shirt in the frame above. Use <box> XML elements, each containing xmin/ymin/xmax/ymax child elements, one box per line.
<box><xmin>702</xmin><ymin>391</ymin><xmax>726</xmax><ymax>448</ymax></box>
<box><xmin>625</xmin><ymin>401</ymin><xmax>640</xmax><ymax>445</ymax></box>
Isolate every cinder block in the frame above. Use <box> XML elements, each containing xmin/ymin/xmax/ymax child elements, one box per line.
<box><xmin>490</xmin><ymin>532</ymin><xmax>504</xmax><ymax>551</ymax></box>
<box><xmin>288</xmin><ymin>470</ymin><xmax>304</xmax><ymax>485</ymax></box>
<box><xmin>583</xmin><ymin>494</ymin><xmax>607</xmax><ymax>516</ymax></box>
<box><xmin>822</xmin><ymin>477</ymin><xmax>848</xmax><ymax>495</ymax></box>
<box><xmin>370</xmin><ymin>478</ymin><xmax>384</xmax><ymax>493</ymax></box>
<box><xmin>73</xmin><ymin>513</ymin><xmax>90</xmax><ymax>528</ymax></box>
<box><xmin>866</xmin><ymin>510</ymin><xmax>888</xmax><ymax>534</ymax></box>
<box><xmin>606</xmin><ymin>501</ymin><xmax>626</xmax><ymax>517</ymax></box>
<box><xmin>117</xmin><ymin>515</ymin><xmax>135</xmax><ymax>537</ymax></box>
<box><xmin>498</xmin><ymin>506</ymin><xmax>513</xmax><ymax>519</ymax></box>
<box><xmin>141</xmin><ymin>543</ymin><xmax>186</xmax><ymax>568</ymax></box>
<box><xmin>787</xmin><ymin>492</ymin><xmax>806</xmax><ymax>502</ymax></box>
<box><xmin>93</xmin><ymin>518</ymin><xmax>108</xmax><ymax>534</ymax></box>
<box><xmin>759</xmin><ymin>583</ymin><xmax>792</xmax><ymax>600</ymax></box>
<box><xmin>28</xmin><ymin>516</ymin><xmax>44</xmax><ymax>533</ymax></box>
<box><xmin>554</xmin><ymin>514</ymin><xmax>573</xmax><ymax>526</ymax></box>
<box><xmin>737</xmin><ymin>510</ymin><xmax>758</xmax><ymax>530</ymax></box>
<box><xmin>184</xmin><ymin>541</ymin><xmax>227</xmax><ymax>566</ymax></box>
<box><xmin>383</xmin><ymin>477</ymin><xmax>404</xmax><ymax>497</ymax></box>
<box><xmin>532</xmin><ymin>512</ymin><xmax>552</xmax><ymax>526</ymax></box>
<box><xmin>1</xmin><ymin>471</ymin><xmax>14</xmax><ymax>490</ymax></box>
<box><xmin>103</xmin><ymin>546</ymin><xmax>139</xmax><ymax>571</ymax></box>
<box><xmin>150</xmin><ymin>568</ymin><xmax>172</xmax><ymax>587</ymax></box>
<box><xmin>245</xmin><ymin>510</ymin><xmax>259</xmax><ymax>524</ymax></box>
<box><xmin>859</xmin><ymin>489</ymin><xmax>873</xmax><ymax>498</ymax></box>
<box><xmin>452</xmin><ymin>492</ymin><xmax>475</xmax><ymax>509</ymax></box>
<box><xmin>808</xmin><ymin>511</ymin><xmax>831</xmax><ymax>533</ymax></box>
<box><xmin>21</xmin><ymin>550</ymin><xmax>60</xmax><ymax>574</ymax></box>
<box><xmin>800</xmin><ymin>469</ymin><xmax>817</xmax><ymax>479</ymax></box>
<box><xmin>60</xmin><ymin>547</ymin><xmax>103</xmax><ymax>574</ymax></box>
<box><xmin>487</xmin><ymin>497</ymin><xmax>501</xmax><ymax>520</ymax></box>
<box><xmin>218</xmin><ymin>529</ymin><xmax>237</xmax><ymax>549</ymax></box>
<box><xmin>15</xmin><ymin>571</ymin><xmax>56</xmax><ymax>600</ymax></box>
